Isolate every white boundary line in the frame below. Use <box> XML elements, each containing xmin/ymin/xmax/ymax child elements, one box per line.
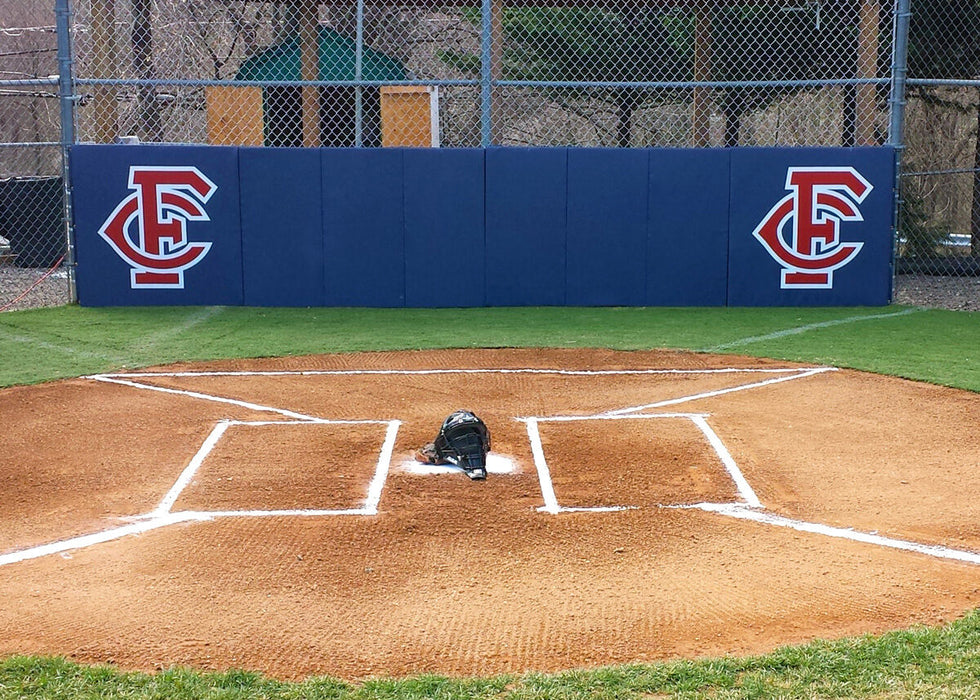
<box><xmin>90</xmin><ymin>368</ymin><xmax>818</xmax><ymax>378</ymax></box>
<box><xmin>525</xmin><ymin>418</ymin><xmax>559</xmax><ymax>514</ymax></box>
<box><xmin>6</xmin><ymin>363</ymin><xmax>978</xmax><ymax>570</ymax></box>
<box><xmin>690</xmin><ymin>415</ymin><xmax>761</xmax><ymax>508</ymax></box>
<box><xmin>524</xmin><ymin>413</ymin><xmax>760</xmax><ymax>513</ymax></box>
<box><xmin>150</xmin><ymin>420</ymin><xmax>231</xmax><ymax>517</ymax></box>
<box><xmin>689</xmin><ymin>503</ymin><xmax>980</xmax><ymax>566</ymax></box>
<box><xmin>0</xmin><ymin>513</ymin><xmax>211</xmax><ymax>567</ymax></box>
<box><xmin>90</xmin><ymin>375</ymin><xmax>328</xmax><ymax>422</ymax></box>
<box><xmin>604</xmin><ymin>367</ymin><xmax>836</xmax><ymax>415</ymax></box>
<box><xmin>702</xmin><ymin>308</ymin><xmax>922</xmax><ymax>352</ymax></box>
<box><xmin>363</xmin><ymin>420</ymin><xmax>401</xmax><ymax>515</ymax></box>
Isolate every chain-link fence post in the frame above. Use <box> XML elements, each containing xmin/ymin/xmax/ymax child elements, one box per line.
<box><xmin>57</xmin><ymin>0</ymin><xmax>77</xmax><ymax>304</ymax></box>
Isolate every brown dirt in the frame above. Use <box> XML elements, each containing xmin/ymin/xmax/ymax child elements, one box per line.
<box><xmin>1</xmin><ymin>347</ymin><xmax>979</xmax><ymax>681</ymax></box>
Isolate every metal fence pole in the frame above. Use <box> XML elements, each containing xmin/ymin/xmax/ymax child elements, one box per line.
<box><xmin>56</xmin><ymin>0</ymin><xmax>77</xmax><ymax>304</ymax></box>
<box><xmin>479</xmin><ymin>0</ymin><xmax>492</xmax><ymax>147</ymax></box>
<box><xmin>887</xmin><ymin>0</ymin><xmax>911</xmax><ymax>148</ymax></box>
<box><xmin>887</xmin><ymin>0</ymin><xmax>911</xmax><ymax>297</ymax></box>
<box><xmin>354</xmin><ymin>0</ymin><xmax>365</xmax><ymax>147</ymax></box>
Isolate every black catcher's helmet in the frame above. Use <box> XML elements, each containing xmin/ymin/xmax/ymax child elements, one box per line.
<box><xmin>433</xmin><ymin>410</ymin><xmax>491</xmax><ymax>480</ymax></box>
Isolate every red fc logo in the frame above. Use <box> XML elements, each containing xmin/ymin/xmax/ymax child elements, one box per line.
<box><xmin>752</xmin><ymin>167</ymin><xmax>872</xmax><ymax>289</ymax></box>
<box><xmin>98</xmin><ymin>166</ymin><xmax>216</xmax><ymax>289</ymax></box>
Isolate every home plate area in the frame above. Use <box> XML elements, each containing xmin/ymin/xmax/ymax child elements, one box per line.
<box><xmin>1</xmin><ymin>348</ymin><xmax>979</xmax><ymax>680</ymax></box>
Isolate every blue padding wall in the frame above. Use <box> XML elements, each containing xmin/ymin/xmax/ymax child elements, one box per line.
<box><xmin>647</xmin><ymin>149</ymin><xmax>731</xmax><ymax>306</ymax></box>
<box><xmin>322</xmin><ymin>148</ymin><xmax>405</xmax><ymax>307</ymax></box>
<box><xmin>485</xmin><ymin>148</ymin><xmax>567</xmax><ymax>306</ymax></box>
<box><xmin>240</xmin><ymin>147</ymin><xmax>322</xmax><ymax>306</ymax></box>
<box><xmin>72</xmin><ymin>144</ymin><xmax>895</xmax><ymax>307</ymax></box>
<box><xmin>566</xmin><ymin>148</ymin><xmax>649</xmax><ymax>306</ymax></box>
<box><xmin>404</xmin><ymin>149</ymin><xmax>485</xmax><ymax>307</ymax></box>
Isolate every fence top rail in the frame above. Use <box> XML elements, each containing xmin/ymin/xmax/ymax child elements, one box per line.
<box><xmin>74</xmin><ymin>77</ymin><xmax>891</xmax><ymax>89</ymax></box>
<box><xmin>907</xmin><ymin>78</ymin><xmax>980</xmax><ymax>88</ymax></box>
<box><xmin>0</xmin><ymin>78</ymin><xmax>58</xmax><ymax>88</ymax></box>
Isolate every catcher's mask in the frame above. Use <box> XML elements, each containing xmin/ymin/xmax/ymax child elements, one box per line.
<box><xmin>432</xmin><ymin>410</ymin><xmax>491</xmax><ymax>480</ymax></box>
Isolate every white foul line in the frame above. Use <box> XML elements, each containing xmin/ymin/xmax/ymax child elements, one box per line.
<box><xmin>96</xmin><ymin>368</ymin><xmax>811</xmax><ymax>378</ymax></box>
<box><xmin>89</xmin><ymin>374</ymin><xmax>327</xmax><ymax>422</ymax></box>
<box><xmin>0</xmin><ymin>512</ymin><xmax>211</xmax><ymax>567</ymax></box>
<box><xmin>690</xmin><ymin>503</ymin><xmax>980</xmax><ymax>566</ymax></box>
<box><xmin>702</xmin><ymin>308</ymin><xmax>922</xmax><ymax>352</ymax></box>
<box><xmin>604</xmin><ymin>367</ymin><xmax>836</xmax><ymax>416</ymax></box>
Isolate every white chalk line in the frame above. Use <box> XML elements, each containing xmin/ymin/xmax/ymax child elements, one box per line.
<box><xmin>151</xmin><ymin>420</ymin><xmax>231</xmax><ymax>517</ymax></box>
<box><xmin>526</xmin><ymin>418</ymin><xmax>560</xmax><ymax>515</ymax></box>
<box><xmin>604</xmin><ymin>367</ymin><xmax>836</xmax><ymax>416</ymax></box>
<box><xmin>2</xmin><ymin>415</ymin><xmax>400</xmax><ymax>567</ymax></box>
<box><xmin>523</xmin><ymin>412</ymin><xmax>761</xmax><ymax>514</ymax></box>
<box><xmin>363</xmin><ymin>421</ymin><xmax>400</xmax><ymax>515</ymax></box>
<box><xmin>99</xmin><ymin>367</ymin><xmax>811</xmax><ymax>378</ymax></box>
<box><xmin>688</xmin><ymin>503</ymin><xmax>980</xmax><ymax>566</ymax></box>
<box><xmin>531</xmin><ymin>412</ymin><xmax>708</xmax><ymax>423</ymax></box>
<box><xmin>0</xmin><ymin>512</ymin><xmax>211</xmax><ymax>567</ymax></box>
<box><xmin>690</xmin><ymin>415</ymin><xmax>762</xmax><ymax>508</ymax></box>
<box><xmin>88</xmin><ymin>374</ymin><xmax>330</xmax><ymax>422</ymax></box>
<box><xmin>702</xmin><ymin>308</ymin><xmax>922</xmax><ymax>352</ymax></box>
<box><xmin>0</xmin><ymin>326</ymin><xmax>122</xmax><ymax>362</ymax></box>
<box><xmin>136</xmin><ymin>306</ymin><xmax>225</xmax><ymax>351</ymax></box>
<box><xmin>0</xmin><ymin>307</ymin><xmax>224</xmax><ymax>365</ymax></box>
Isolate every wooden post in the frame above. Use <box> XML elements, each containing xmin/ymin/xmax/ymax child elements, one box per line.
<box><xmin>692</xmin><ymin>0</ymin><xmax>712</xmax><ymax>147</ymax></box>
<box><xmin>856</xmin><ymin>0</ymin><xmax>880</xmax><ymax>145</ymax></box>
<box><xmin>90</xmin><ymin>0</ymin><xmax>119</xmax><ymax>143</ymax></box>
<box><xmin>299</xmin><ymin>0</ymin><xmax>320</xmax><ymax>147</ymax></box>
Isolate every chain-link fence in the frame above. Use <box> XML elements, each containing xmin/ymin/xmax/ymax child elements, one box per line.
<box><xmin>0</xmin><ymin>1</ymin><xmax>69</xmax><ymax>310</ymax></box>
<box><xmin>1</xmin><ymin>0</ymin><xmax>978</xmax><ymax>309</ymax></box>
<box><xmin>66</xmin><ymin>0</ymin><xmax>895</xmax><ymax>149</ymax></box>
<box><xmin>898</xmin><ymin>0</ymin><xmax>980</xmax><ymax>279</ymax></box>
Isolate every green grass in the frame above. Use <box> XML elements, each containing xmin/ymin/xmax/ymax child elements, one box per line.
<box><xmin>0</xmin><ymin>305</ymin><xmax>977</xmax><ymax>390</ymax></box>
<box><xmin>1</xmin><ymin>302</ymin><xmax>979</xmax><ymax>698</ymax></box>
<box><xmin>5</xmin><ymin>610</ymin><xmax>980</xmax><ymax>698</ymax></box>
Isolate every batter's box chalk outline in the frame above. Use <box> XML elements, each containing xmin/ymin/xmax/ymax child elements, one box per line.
<box><xmin>522</xmin><ymin>412</ymin><xmax>762</xmax><ymax>514</ymax></box>
<box><xmin>4</xmin><ymin>365</ymin><xmax>980</xmax><ymax>569</ymax></box>
<box><xmin>0</xmin><ymin>414</ymin><xmax>400</xmax><ymax>568</ymax></box>
<box><xmin>144</xmin><ymin>418</ymin><xmax>401</xmax><ymax>519</ymax></box>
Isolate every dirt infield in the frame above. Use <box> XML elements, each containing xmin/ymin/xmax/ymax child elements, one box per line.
<box><xmin>1</xmin><ymin>348</ymin><xmax>979</xmax><ymax>681</ymax></box>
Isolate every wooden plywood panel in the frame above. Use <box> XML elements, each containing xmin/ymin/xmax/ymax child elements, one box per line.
<box><xmin>380</xmin><ymin>86</ymin><xmax>438</xmax><ymax>147</ymax></box>
<box><xmin>206</xmin><ymin>86</ymin><xmax>264</xmax><ymax>146</ymax></box>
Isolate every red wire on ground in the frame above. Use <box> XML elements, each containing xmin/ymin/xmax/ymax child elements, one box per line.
<box><xmin>0</xmin><ymin>254</ymin><xmax>67</xmax><ymax>312</ymax></box>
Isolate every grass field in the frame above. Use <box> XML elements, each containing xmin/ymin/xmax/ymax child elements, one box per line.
<box><xmin>1</xmin><ymin>302</ymin><xmax>978</xmax><ymax>698</ymax></box>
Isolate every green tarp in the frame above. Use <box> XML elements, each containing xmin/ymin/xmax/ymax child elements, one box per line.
<box><xmin>236</xmin><ymin>27</ymin><xmax>406</xmax><ymax>82</ymax></box>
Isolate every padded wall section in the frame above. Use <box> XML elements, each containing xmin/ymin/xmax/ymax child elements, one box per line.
<box><xmin>72</xmin><ymin>145</ymin><xmax>896</xmax><ymax>308</ymax></box>
<box><xmin>72</xmin><ymin>144</ymin><xmax>243</xmax><ymax>306</ymax></box>
<box><xmin>240</xmin><ymin>148</ymin><xmax>323</xmax><ymax>306</ymax></box>
<box><xmin>485</xmin><ymin>148</ymin><xmax>567</xmax><ymax>306</ymax></box>
<box><xmin>728</xmin><ymin>147</ymin><xmax>894</xmax><ymax>306</ymax></box>
<box><xmin>566</xmin><ymin>148</ymin><xmax>649</xmax><ymax>306</ymax></box>
<box><xmin>403</xmin><ymin>149</ymin><xmax>485</xmax><ymax>307</ymax></box>
<box><xmin>647</xmin><ymin>149</ymin><xmax>730</xmax><ymax>306</ymax></box>
<box><xmin>322</xmin><ymin>149</ymin><xmax>405</xmax><ymax>307</ymax></box>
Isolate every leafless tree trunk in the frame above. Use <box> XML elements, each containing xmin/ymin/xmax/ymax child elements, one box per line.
<box><xmin>132</xmin><ymin>0</ymin><xmax>163</xmax><ymax>141</ymax></box>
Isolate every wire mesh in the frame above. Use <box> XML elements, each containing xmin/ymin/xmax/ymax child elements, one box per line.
<box><xmin>897</xmin><ymin>0</ymin><xmax>980</xmax><ymax>278</ymax></box>
<box><xmin>64</xmin><ymin>0</ymin><xmax>894</xmax><ymax>149</ymax></box>
<box><xmin>0</xmin><ymin>1</ymin><xmax>68</xmax><ymax>310</ymax></box>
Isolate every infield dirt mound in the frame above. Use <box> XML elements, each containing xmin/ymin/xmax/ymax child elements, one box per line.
<box><xmin>1</xmin><ymin>348</ymin><xmax>978</xmax><ymax>680</ymax></box>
